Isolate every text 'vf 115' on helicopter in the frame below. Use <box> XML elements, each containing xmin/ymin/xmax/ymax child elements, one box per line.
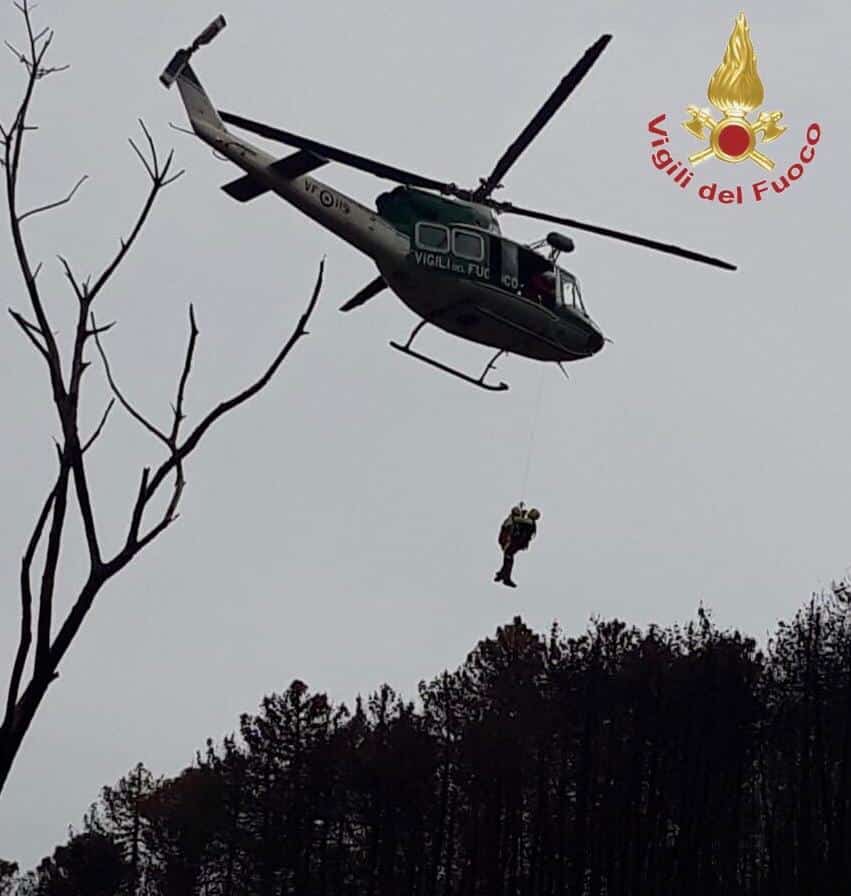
<box><xmin>160</xmin><ymin>17</ymin><xmax>736</xmax><ymax>392</ymax></box>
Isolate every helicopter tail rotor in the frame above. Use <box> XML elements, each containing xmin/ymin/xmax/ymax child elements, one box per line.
<box><xmin>161</xmin><ymin>16</ymin><xmax>228</xmax><ymax>138</ymax></box>
<box><xmin>160</xmin><ymin>15</ymin><xmax>226</xmax><ymax>88</ymax></box>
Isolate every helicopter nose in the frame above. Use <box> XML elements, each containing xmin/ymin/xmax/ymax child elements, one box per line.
<box><xmin>586</xmin><ymin>328</ymin><xmax>605</xmax><ymax>355</ymax></box>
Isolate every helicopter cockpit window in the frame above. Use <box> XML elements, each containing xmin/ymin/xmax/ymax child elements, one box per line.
<box><xmin>558</xmin><ymin>270</ymin><xmax>585</xmax><ymax>312</ymax></box>
<box><xmin>452</xmin><ymin>229</ymin><xmax>485</xmax><ymax>262</ymax></box>
<box><xmin>415</xmin><ymin>222</ymin><xmax>450</xmax><ymax>253</ymax></box>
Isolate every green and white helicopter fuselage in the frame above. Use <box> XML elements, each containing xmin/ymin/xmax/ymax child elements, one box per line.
<box><xmin>174</xmin><ymin>63</ymin><xmax>603</xmax><ymax>378</ymax></box>
<box><xmin>162</xmin><ymin>17</ymin><xmax>733</xmax><ymax>389</ymax></box>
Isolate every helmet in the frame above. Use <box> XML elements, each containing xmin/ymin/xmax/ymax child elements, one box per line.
<box><xmin>511</xmin><ymin>505</ymin><xmax>522</xmax><ymax>515</ymax></box>
<box><xmin>528</xmin><ymin>508</ymin><xmax>540</xmax><ymax>520</ymax></box>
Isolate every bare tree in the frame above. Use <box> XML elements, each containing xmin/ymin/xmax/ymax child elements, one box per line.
<box><xmin>0</xmin><ymin>2</ymin><xmax>323</xmax><ymax>797</ymax></box>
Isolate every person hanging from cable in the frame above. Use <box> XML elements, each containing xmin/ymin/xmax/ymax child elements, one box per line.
<box><xmin>494</xmin><ymin>504</ymin><xmax>540</xmax><ymax>587</ymax></box>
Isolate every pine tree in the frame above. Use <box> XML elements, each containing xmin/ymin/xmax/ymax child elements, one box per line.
<box><xmin>29</xmin><ymin>831</ymin><xmax>129</xmax><ymax>896</ymax></box>
<box><xmin>85</xmin><ymin>763</ymin><xmax>160</xmax><ymax>894</ymax></box>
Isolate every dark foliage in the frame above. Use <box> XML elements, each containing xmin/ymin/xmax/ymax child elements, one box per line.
<box><xmin>8</xmin><ymin>602</ymin><xmax>851</xmax><ymax>895</ymax></box>
<box><xmin>0</xmin><ymin>861</ymin><xmax>18</xmax><ymax>896</ymax></box>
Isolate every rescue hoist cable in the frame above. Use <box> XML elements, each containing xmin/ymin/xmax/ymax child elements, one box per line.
<box><xmin>519</xmin><ymin>365</ymin><xmax>547</xmax><ymax>500</ymax></box>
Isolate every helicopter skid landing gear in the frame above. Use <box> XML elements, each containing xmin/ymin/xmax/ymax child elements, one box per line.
<box><xmin>390</xmin><ymin>320</ymin><xmax>508</xmax><ymax>392</ymax></box>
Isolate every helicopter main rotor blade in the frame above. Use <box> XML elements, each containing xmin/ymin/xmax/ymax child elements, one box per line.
<box><xmin>495</xmin><ymin>202</ymin><xmax>736</xmax><ymax>270</ymax></box>
<box><xmin>219</xmin><ymin>111</ymin><xmax>463</xmax><ymax>196</ymax></box>
<box><xmin>340</xmin><ymin>275</ymin><xmax>388</xmax><ymax>312</ymax></box>
<box><xmin>473</xmin><ymin>34</ymin><xmax>612</xmax><ymax>201</ymax></box>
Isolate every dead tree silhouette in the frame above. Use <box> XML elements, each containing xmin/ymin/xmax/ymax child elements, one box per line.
<box><xmin>0</xmin><ymin>1</ymin><xmax>323</xmax><ymax>797</ymax></box>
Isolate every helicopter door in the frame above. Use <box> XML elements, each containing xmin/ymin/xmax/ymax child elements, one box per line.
<box><xmin>517</xmin><ymin>246</ymin><xmax>557</xmax><ymax>310</ymax></box>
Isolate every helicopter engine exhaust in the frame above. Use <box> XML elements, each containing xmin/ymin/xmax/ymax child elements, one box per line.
<box><xmin>546</xmin><ymin>232</ymin><xmax>575</xmax><ymax>253</ymax></box>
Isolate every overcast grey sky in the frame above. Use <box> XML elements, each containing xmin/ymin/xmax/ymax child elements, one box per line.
<box><xmin>1</xmin><ymin>0</ymin><xmax>848</xmax><ymax>869</ymax></box>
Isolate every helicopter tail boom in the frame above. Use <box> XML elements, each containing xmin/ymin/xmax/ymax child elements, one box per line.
<box><xmin>173</xmin><ymin>63</ymin><xmax>227</xmax><ymax>138</ymax></box>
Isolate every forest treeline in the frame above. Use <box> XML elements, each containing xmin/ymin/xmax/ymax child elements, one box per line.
<box><xmin>3</xmin><ymin>600</ymin><xmax>850</xmax><ymax>895</ymax></box>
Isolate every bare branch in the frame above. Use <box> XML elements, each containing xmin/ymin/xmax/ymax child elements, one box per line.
<box><xmin>105</xmin><ymin>304</ymin><xmax>195</xmax><ymax>560</ymax></box>
<box><xmin>183</xmin><ymin>260</ymin><xmax>324</xmax><ymax>448</ymax></box>
<box><xmin>35</xmin><ymin>62</ymin><xmax>69</xmax><ymax>79</ymax></box>
<box><xmin>66</xmin><ymin>444</ymin><xmax>102</xmax><ymax>569</ymax></box>
<box><xmin>86</xmin><ymin>123</ymin><xmax>181</xmax><ymax>306</ymax></box>
<box><xmin>158</xmin><ymin>148</ymin><xmax>185</xmax><ymax>187</ymax></box>
<box><xmin>2</xmin><ymin>2</ymin><xmax>66</xmax><ymax>396</ymax></box>
<box><xmin>140</xmin><ymin>120</ymin><xmax>159</xmax><ymax>174</ymax></box>
<box><xmin>127</xmin><ymin>467</ymin><xmax>151</xmax><ymax>546</ymax></box>
<box><xmin>41</xmin><ymin>577</ymin><xmax>100</xmax><ymax>701</ymax></box>
<box><xmin>144</xmin><ymin>261</ymin><xmax>324</xmax><ymax>508</ymax></box>
<box><xmin>4</xmin><ymin>40</ymin><xmax>25</xmax><ymax>61</ymax></box>
<box><xmin>169</xmin><ymin>304</ymin><xmax>198</xmax><ymax>445</ymax></box>
<box><xmin>82</xmin><ymin>398</ymin><xmax>115</xmax><ymax>453</ymax></box>
<box><xmin>162</xmin><ymin>168</ymin><xmax>185</xmax><ymax>188</ymax></box>
<box><xmin>34</xmin><ymin>464</ymin><xmax>70</xmax><ymax>676</ymax></box>
<box><xmin>62</xmin><ymin>255</ymin><xmax>106</xmax><ymax>575</ymax></box>
<box><xmin>18</xmin><ymin>174</ymin><xmax>86</xmax><ymax>222</ymax></box>
<box><xmin>85</xmin><ymin>319</ymin><xmax>115</xmax><ymax>338</ymax></box>
<box><xmin>139</xmin><ymin>461</ymin><xmax>186</xmax><ymax>561</ymax></box>
<box><xmin>9</xmin><ymin>5</ymin><xmax>65</xmax><ymax>80</ymax></box>
<box><xmin>97</xmin><ymin>263</ymin><xmax>324</xmax><ymax>583</ymax></box>
<box><xmin>54</xmin><ymin>255</ymin><xmax>83</xmax><ymax>302</ymax></box>
<box><xmin>127</xmin><ymin>137</ymin><xmax>154</xmax><ymax>181</ymax></box>
<box><xmin>9</xmin><ymin>307</ymin><xmax>43</xmax><ymax>338</ymax></box>
<box><xmin>8</xmin><ymin>307</ymin><xmax>48</xmax><ymax>360</ymax></box>
<box><xmin>90</xmin><ymin>314</ymin><xmax>169</xmax><ymax>446</ymax></box>
<box><xmin>136</xmin><ymin>511</ymin><xmax>179</xmax><ymax>551</ymax></box>
<box><xmin>3</xmin><ymin>478</ymin><xmax>57</xmax><ymax>730</ymax></box>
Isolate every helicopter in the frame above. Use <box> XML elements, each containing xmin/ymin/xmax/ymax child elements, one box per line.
<box><xmin>160</xmin><ymin>17</ymin><xmax>736</xmax><ymax>392</ymax></box>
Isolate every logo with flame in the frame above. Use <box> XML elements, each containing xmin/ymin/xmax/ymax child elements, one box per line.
<box><xmin>683</xmin><ymin>13</ymin><xmax>786</xmax><ymax>170</ymax></box>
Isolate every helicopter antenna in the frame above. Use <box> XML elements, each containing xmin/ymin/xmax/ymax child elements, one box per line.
<box><xmin>168</xmin><ymin>121</ymin><xmax>196</xmax><ymax>137</ymax></box>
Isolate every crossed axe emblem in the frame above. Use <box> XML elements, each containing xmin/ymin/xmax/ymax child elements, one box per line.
<box><xmin>683</xmin><ymin>106</ymin><xmax>786</xmax><ymax>171</ymax></box>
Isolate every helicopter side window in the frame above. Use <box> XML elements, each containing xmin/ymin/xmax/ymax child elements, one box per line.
<box><xmin>452</xmin><ymin>229</ymin><xmax>485</xmax><ymax>262</ymax></box>
<box><xmin>415</xmin><ymin>222</ymin><xmax>450</xmax><ymax>253</ymax></box>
